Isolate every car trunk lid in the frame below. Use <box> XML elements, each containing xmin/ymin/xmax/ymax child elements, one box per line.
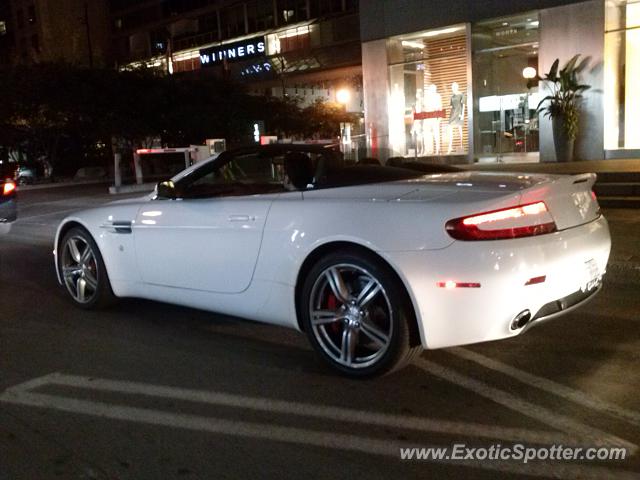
<box><xmin>519</xmin><ymin>173</ymin><xmax>600</xmax><ymax>230</ymax></box>
<box><xmin>399</xmin><ymin>171</ymin><xmax>600</xmax><ymax>231</ymax></box>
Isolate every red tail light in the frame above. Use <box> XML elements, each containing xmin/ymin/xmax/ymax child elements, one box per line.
<box><xmin>446</xmin><ymin>201</ymin><xmax>557</xmax><ymax>241</ymax></box>
<box><xmin>3</xmin><ymin>180</ymin><xmax>15</xmax><ymax>196</ymax></box>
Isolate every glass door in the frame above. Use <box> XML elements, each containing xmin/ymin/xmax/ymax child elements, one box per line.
<box><xmin>472</xmin><ymin>13</ymin><xmax>540</xmax><ymax>163</ymax></box>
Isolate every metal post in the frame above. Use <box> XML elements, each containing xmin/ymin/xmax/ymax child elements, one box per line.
<box><xmin>134</xmin><ymin>152</ymin><xmax>143</xmax><ymax>185</ymax></box>
<box><xmin>184</xmin><ymin>151</ymin><xmax>190</xmax><ymax>170</ymax></box>
<box><xmin>114</xmin><ymin>152</ymin><xmax>122</xmax><ymax>188</ymax></box>
<box><xmin>84</xmin><ymin>2</ymin><xmax>93</xmax><ymax>68</ymax></box>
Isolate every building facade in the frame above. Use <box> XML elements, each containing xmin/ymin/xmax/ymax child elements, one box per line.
<box><xmin>2</xmin><ymin>1</ymin><xmax>636</xmax><ymax>162</ymax></box>
<box><xmin>0</xmin><ymin>0</ymin><xmax>111</xmax><ymax>67</ymax></box>
<box><xmin>110</xmin><ymin>0</ymin><xmax>363</xmax><ymax>114</ymax></box>
<box><xmin>360</xmin><ymin>0</ymin><xmax>640</xmax><ymax>163</ymax></box>
<box><xmin>0</xmin><ymin>2</ymin><xmax>14</xmax><ymax>65</ymax></box>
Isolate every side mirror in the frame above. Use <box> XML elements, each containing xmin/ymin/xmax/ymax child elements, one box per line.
<box><xmin>155</xmin><ymin>180</ymin><xmax>176</xmax><ymax>200</ymax></box>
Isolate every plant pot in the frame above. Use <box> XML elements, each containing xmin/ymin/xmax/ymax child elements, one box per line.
<box><xmin>552</xmin><ymin>116</ymin><xmax>575</xmax><ymax>162</ymax></box>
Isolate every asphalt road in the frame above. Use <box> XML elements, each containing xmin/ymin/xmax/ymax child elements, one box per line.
<box><xmin>1</xmin><ymin>184</ymin><xmax>639</xmax><ymax>479</ymax></box>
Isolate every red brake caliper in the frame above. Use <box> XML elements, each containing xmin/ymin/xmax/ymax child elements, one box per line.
<box><xmin>327</xmin><ymin>293</ymin><xmax>340</xmax><ymax>333</ymax></box>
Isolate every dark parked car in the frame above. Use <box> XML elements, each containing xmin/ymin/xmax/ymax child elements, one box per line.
<box><xmin>1</xmin><ymin>165</ymin><xmax>17</xmax><ymax>233</ymax></box>
<box><xmin>14</xmin><ymin>162</ymin><xmax>43</xmax><ymax>185</ymax></box>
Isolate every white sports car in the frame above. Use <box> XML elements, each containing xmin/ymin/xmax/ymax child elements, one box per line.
<box><xmin>54</xmin><ymin>145</ymin><xmax>610</xmax><ymax>377</ymax></box>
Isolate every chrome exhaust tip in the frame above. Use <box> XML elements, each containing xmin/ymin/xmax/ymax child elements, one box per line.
<box><xmin>511</xmin><ymin>310</ymin><xmax>532</xmax><ymax>331</ymax></box>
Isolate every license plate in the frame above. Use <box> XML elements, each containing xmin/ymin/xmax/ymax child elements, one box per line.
<box><xmin>581</xmin><ymin>259</ymin><xmax>602</xmax><ymax>292</ymax></box>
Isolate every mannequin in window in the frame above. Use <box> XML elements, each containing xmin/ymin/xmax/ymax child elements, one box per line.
<box><xmin>411</xmin><ymin>88</ymin><xmax>424</xmax><ymax>156</ymax></box>
<box><xmin>447</xmin><ymin>82</ymin><xmax>466</xmax><ymax>154</ymax></box>
<box><xmin>423</xmin><ymin>84</ymin><xmax>442</xmax><ymax>155</ymax></box>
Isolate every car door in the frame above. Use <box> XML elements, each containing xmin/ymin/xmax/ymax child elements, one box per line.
<box><xmin>133</xmin><ymin>152</ymin><xmax>283</xmax><ymax>294</ymax></box>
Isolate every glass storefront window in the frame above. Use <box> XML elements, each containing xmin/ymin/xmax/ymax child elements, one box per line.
<box><xmin>472</xmin><ymin>13</ymin><xmax>540</xmax><ymax>163</ymax></box>
<box><xmin>605</xmin><ymin>0</ymin><xmax>640</xmax><ymax>150</ymax></box>
<box><xmin>386</xmin><ymin>25</ymin><xmax>469</xmax><ymax>158</ymax></box>
<box><xmin>266</xmin><ymin>26</ymin><xmax>313</xmax><ymax>55</ymax></box>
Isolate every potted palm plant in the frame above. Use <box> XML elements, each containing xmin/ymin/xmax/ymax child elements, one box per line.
<box><xmin>535</xmin><ymin>55</ymin><xmax>590</xmax><ymax>162</ymax></box>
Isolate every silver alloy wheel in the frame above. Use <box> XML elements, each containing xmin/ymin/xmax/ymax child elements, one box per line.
<box><xmin>61</xmin><ymin>235</ymin><xmax>99</xmax><ymax>304</ymax></box>
<box><xmin>309</xmin><ymin>263</ymin><xmax>393</xmax><ymax>369</ymax></box>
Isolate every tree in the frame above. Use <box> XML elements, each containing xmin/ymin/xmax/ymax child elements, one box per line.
<box><xmin>301</xmin><ymin>99</ymin><xmax>357</xmax><ymax>139</ymax></box>
<box><xmin>0</xmin><ymin>63</ymin><xmax>356</xmax><ymax>176</ymax></box>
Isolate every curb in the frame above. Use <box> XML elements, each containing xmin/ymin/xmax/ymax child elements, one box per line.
<box><xmin>18</xmin><ymin>180</ymin><xmax>110</xmax><ymax>191</ymax></box>
<box><xmin>109</xmin><ymin>183</ymin><xmax>156</xmax><ymax>195</ymax></box>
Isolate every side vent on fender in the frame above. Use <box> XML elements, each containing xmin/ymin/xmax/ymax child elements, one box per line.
<box><xmin>100</xmin><ymin>221</ymin><xmax>132</xmax><ymax>234</ymax></box>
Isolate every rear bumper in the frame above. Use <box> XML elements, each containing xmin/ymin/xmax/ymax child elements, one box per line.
<box><xmin>386</xmin><ymin>215</ymin><xmax>611</xmax><ymax>349</ymax></box>
<box><xmin>521</xmin><ymin>283</ymin><xmax>602</xmax><ymax>333</ymax></box>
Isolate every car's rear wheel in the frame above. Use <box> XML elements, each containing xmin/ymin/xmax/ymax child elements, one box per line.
<box><xmin>300</xmin><ymin>250</ymin><xmax>421</xmax><ymax>377</ymax></box>
<box><xmin>58</xmin><ymin>227</ymin><xmax>115</xmax><ymax>309</ymax></box>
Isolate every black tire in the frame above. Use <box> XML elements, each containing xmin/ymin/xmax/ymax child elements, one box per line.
<box><xmin>57</xmin><ymin>227</ymin><xmax>116</xmax><ymax>309</ymax></box>
<box><xmin>300</xmin><ymin>249</ymin><xmax>422</xmax><ymax>378</ymax></box>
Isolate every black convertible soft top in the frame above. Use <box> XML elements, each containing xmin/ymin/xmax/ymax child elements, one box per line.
<box><xmin>221</xmin><ymin>144</ymin><xmax>462</xmax><ymax>190</ymax></box>
<box><xmin>319</xmin><ymin>165</ymin><xmax>424</xmax><ymax>188</ymax></box>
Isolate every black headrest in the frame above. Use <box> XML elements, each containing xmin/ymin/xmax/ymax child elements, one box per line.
<box><xmin>386</xmin><ymin>157</ymin><xmax>405</xmax><ymax>167</ymax></box>
<box><xmin>284</xmin><ymin>152</ymin><xmax>314</xmax><ymax>190</ymax></box>
<box><xmin>358</xmin><ymin>157</ymin><xmax>381</xmax><ymax>165</ymax></box>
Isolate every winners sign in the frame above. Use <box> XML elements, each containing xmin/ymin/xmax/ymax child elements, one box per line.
<box><xmin>199</xmin><ymin>37</ymin><xmax>266</xmax><ymax>67</ymax></box>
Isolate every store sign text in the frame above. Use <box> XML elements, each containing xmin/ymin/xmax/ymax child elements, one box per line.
<box><xmin>240</xmin><ymin>61</ymin><xmax>272</xmax><ymax>77</ymax></box>
<box><xmin>199</xmin><ymin>37</ymin><xmax>266</xmax><ymax>67</ymax></box>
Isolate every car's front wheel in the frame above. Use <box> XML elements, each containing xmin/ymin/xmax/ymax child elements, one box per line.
<box><xmin>58</xmin><ymin>227</ymin><xmax>115</xmax><ymax>309</ymax></box>
<box><xmin>300</xmin><ymin>250</ymin><xmax>421</xmax><ymax>377</ymax></box>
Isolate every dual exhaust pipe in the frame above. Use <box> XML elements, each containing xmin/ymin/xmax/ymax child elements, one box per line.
<box><xmin>511</xmin><ymin>310</ymin><xmax>532</xmax><ymax>331</ymax></box>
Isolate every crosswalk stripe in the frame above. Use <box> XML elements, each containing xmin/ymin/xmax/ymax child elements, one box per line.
<box><xmin>1</xmin><ymin>386</ymin><xmax>637</xmax><ymax>480</ymax></box>
<box><xmin>414</xmin><ymin>359</ymin><xmax>637</xmax><ymax>452</ymax></box>
<box><xmin>3</xmin><ymin>372</ymin><xmax>577</xmax><ymax>446</ymax></box>
<box><xmin>450</xmin><ymin>347</ymin><xmax>640</xmax><ymax>427</ymax></box>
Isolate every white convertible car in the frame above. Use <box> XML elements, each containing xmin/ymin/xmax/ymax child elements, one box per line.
<box><xmin>54</xmin><ymin>145</ymin><xmax>610</xmax><ymax>377</ymax></box>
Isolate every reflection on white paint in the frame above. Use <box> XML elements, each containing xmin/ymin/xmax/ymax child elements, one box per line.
<box><xmin>143</xmin><ymin>211</ymin><xmax>162</xmax><ymax>217</ymax></box>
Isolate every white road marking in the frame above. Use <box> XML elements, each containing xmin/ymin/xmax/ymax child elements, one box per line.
<box><xmin>13</xmin><ymin>222</ymin><xmax>55</xmax><ymax>227</ymax></box>
<box><xmin>5</xmin><ymin>374</ymin><xmax>57</xmax><ymax>392</ymax></box>
<box><xmin>450</xmin><ymin>347</ymin><xmax>640</xmax><ymax>428</ymax></box>
<box><xmin>19</xmin><ymin>198</ymin><xmax>106</xmax><ymax>210</ymax></box>
<box><xmin>4</xmin><ymin>372</ymin><xmax>574</xmax><ymax>445</ymax></box>
<box><xmin>1</xmin><ymin>378</ymin><xmax>637</xmax><ymax>480</ymax></box>
<box><xmin>414</xmin><ymin>359</ymin><xmax>637</xmax><ymax>452</ymax></box>
<box><xmin>15</xmin><ymin>208</ymin><xmax>80</xmax><ymax>222</ymax></box>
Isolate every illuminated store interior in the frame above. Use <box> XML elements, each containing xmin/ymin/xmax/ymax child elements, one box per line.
<box><xmin>605</xmin><ymin>0</ymin><xmax>640</xmax><ymax>152</ymax></box>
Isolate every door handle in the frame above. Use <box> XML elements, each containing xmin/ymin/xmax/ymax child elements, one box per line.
<box><xmin>228</xmin><ymin>215</ymin><xmax>255</xmax><ymax>222</ymax></box>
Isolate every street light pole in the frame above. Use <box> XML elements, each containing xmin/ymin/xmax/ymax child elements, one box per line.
<box><xmin>84</xmin><ymin>2</ymin><xmax>94</xmax><ymax>68</ymax></box>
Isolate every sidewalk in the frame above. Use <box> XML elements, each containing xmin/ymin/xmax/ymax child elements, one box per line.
<box><xmin>18</xmin><ymin>179</ymin><xmax>110</xmax><ymax>191</ymax></box>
